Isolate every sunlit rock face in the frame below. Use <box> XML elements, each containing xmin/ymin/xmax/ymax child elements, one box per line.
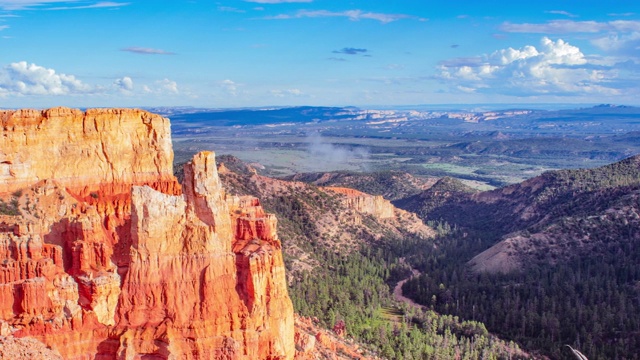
<box><xmin>326</xmin><ymin>187</ymin><xmax>395</xmax><ymax>219</ymax></box>
<box><xmin>0</xmin><ymin>108</ymin><xmax>294</xmax><ymax>360</ymax></box>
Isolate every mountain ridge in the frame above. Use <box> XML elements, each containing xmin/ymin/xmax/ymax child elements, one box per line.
<box><xmin>397</xmin><ymin>153</ymin><xmax>640</xmax><ymax>358</ymax></box>
<box><xmin>396</xmin><ymin>154</ymin><xmax>640</xmax><ymax>272</ymax></box>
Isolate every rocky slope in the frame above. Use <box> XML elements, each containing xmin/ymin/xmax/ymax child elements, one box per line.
<box><xmin>324</xmin><ymin>187</ymin><xmax>395</xmax><ymax>219</ymax></box>
<box><xmin>294</xmin><ymin>315</ymin><xmax>376</xmax><ymax>360</ymax></box>
<box><xmin>0</xmin><ymin>335</ymin><xmax>63</xmax><ymax>360</ymax></box>
<box><xmin>215</xmin><ymin>156</ymin><xmax>434</xmax><ymax>278</ymax></box>
<box><xmin>285</xmin><ymin>170</ymin><xmax>436</xmax><ymax>202</ymax></box>
<box><xmin>0</xmin><ymin>108</ymin><xmax>295</xmax><ymax>359</ymax></box>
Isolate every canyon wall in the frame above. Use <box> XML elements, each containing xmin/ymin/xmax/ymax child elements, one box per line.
<box><xmin>0</xmin><ymin>108</ymin><xmax>294</xmax><ymax>359</ymax></box>
<box><xmin>0</xmin><ymin>107</ymin><xmax>178</xmax><ymax>197</ymax></box>
<box><xmin>326</xmin><ymin>187</ymin><xmax>395</xmax><ymax>219</ymax></box>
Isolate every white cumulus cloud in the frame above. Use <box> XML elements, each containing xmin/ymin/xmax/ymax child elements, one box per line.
<box><xmin>157</xmin><ymin>78</ymin><xmax>178</xmax><ymax>94</ymax></box>
<box><xmin>219</xmin><ymin>79</ymin><xmax>240</xmax><ymax>96</ymax></box>
<box><xmin>113</xmin><ymin>76</ymin><xmax>133</xmax><ymax>91</ymax></box>
<box><xmin>0</xmin><ymin>61</ymin><xmax>92</xmax><ymax>96</ymax></box>
<box><xmin>499</xmin><ymin>19</ymin><xmax>640</xmax><ymax>62</ymax></box>
<box><xmin>592</xmin><ymin>31</ymin><xmax>640</xmax><ymax>58</ymax></box>
<box><xmin>438</xmin><ymin>37</ymin><xmax>619</xmax><ymax>96</ymax></box>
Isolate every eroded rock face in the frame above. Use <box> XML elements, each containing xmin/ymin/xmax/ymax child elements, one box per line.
<box><xmin>117</xmin><ymin>152</ymin><xmax>294</xmax><ymax>359</ymax></box>
<box><xmin>0</xmin><ymin>334</ymin><xmax>63</xmax><ymax>360</ymax></box>
<box><xmin>0</xmin><ymin>108</ymin><xmax>295</xmax><ymax>359</ymax></box>
<box><xmin>325</xmin><ymin>186</ymin><xmax>433</xmax><ymax>239</ymax></box>
<box><xmin>0</xmin><ymin>107</ymin><xmax>177</xmax><ymax>196</ymax></box>
<box><xmin>326</xmin><ymin>187</ymin><xmax>395</xmax><ymax>219</ymax></box>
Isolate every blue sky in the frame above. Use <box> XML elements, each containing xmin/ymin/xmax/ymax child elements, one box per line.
<box><xmin>1</xmin><ymin>0</ymin><xmax>640</xmax><ymax>108</ymax></box>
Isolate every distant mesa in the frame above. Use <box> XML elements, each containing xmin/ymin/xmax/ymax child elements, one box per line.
<box><xmin>593</xmin><ymin>103</ymin><xmax>630</xmax><ymax>108</ymax></box>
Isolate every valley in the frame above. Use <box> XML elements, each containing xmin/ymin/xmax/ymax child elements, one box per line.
<box><xmin>0</xmin><ymin>105</ymin><xmax>636</xmax><ymax>359</ymax></box>
<box><xmin>170</xmin><ymin>104</ymin><xmax>640</xmax><ymax>360</ymax></box>
<box><xmin>5</xmin><ymin>1</ymin><xmax>640</xmax><ymax>359</ymax></box>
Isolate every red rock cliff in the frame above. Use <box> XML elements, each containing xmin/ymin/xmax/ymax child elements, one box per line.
<box><xmin>0</xmin><ymin>108</ymin><xmax>295</xmax><ymax>359</ymax></box>
<box><xmin>325</xmin><ymin>187</ymin><xmax>395</xmax><ymax>219</ymax></box>
<box><xmin>0</xmin><ymin>107</ymin><xmax>177</xmax><ymax>197</ymax></box>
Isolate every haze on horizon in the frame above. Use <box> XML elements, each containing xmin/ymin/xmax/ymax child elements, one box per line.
<box><xmin>1</xmin><ymin>0</ymin><xmax>640</xmax><ymax>109</ymax></box>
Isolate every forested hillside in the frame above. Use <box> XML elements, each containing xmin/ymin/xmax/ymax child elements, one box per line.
<box><xmin>213</xmin><ymin>155</ymin><xmax>533</xmax><ymax>359</ymax></box>
<box><xmin>395</xmin><ymin>155</ymin><xmax>640</xmax><ymax>359</ymax></box>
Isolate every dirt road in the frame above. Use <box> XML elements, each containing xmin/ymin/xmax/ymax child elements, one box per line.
<box><xmin>392</xmin><ymin>267</ymin><xmax>425</xmax><ymax>309</ymax></box>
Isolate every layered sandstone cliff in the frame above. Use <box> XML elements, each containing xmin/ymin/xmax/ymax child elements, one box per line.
<box><xmin>0</xmin><ymin>108</ymin><xmax>295</xmax><ymax>359</ymax></box>
<box><xmin>0</xmin><ymin>107</ymin><xmax>178</xmax><ymax>197</ymax></box>
<box><xmin>325</xmin><ymin>187</ymin><xmax>395</xmax><ymax>219</ymax></box>
<box><xmin>325</xmin><ymin>186</ymin><xmax>433</xmax><ymax>239</ymax></box>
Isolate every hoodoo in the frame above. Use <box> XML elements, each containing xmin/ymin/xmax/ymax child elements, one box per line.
<box><xmin>0</xmin><ymin>108</ymin><xmax>295</xmax><ymax>359</ymax></box>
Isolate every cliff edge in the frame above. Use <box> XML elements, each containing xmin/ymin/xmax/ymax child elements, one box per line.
<box><xmin>0</xmin><ymin>108</ymin><xmax>295</xmax><ymax>359</ymax></box>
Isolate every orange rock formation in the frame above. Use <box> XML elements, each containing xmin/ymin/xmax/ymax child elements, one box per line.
<box><xmin>0</xmin><ymin>108</ymin><xmax>294</xmax><ymax>359</ymax></box>
<box><xmin>325</xmin><ymin>187</ymin><xmax>395</xmax><ymax>219</ymax></box>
